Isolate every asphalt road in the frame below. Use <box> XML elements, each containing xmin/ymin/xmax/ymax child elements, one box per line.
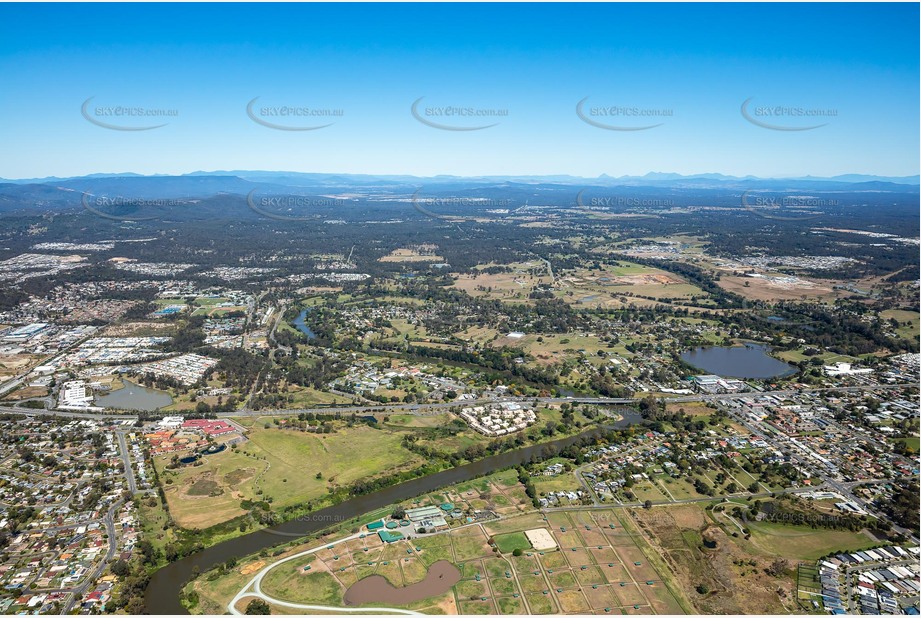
<box><xmin>0</xmin><ymin>332</ymin><xmax>98</xmax><ymax>399</ymax></box>
<box><xmin>0</xmin><ymin>383</ymin><xmax>913</xmax><ymax>422</ymax></box>
<box><xmin>115</xmin><ymin>431</ymin><xmax>137</xmax><ymax>494</ymax></box>
<box><xmin>718</xmin><ymin>400</ymin><xmax>918</xmax><ymax>542</ymax></box>
<box><xmin>62</xmin><ymin>499</ymin><xmax>123</xmax><ymax>613</ymax></box>
<box><xmin>542</xmin><ymin>483</ymin><xmax>819</xmax><ymax>512</ymax></box>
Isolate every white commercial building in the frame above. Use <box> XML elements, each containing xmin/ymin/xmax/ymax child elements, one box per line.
<box><xmin>824</xmin><ymin>362</ymin><xmax>873</xmax><ymax>377</ymax></box>
<box><xmin>58</xmin><ymin>381</ymin><xmax>102</xmax><ymax>411</ymax></box>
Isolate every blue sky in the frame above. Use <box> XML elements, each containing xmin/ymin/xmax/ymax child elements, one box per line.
<box><xmin>0</xmin><ymin>3</ymin><xmax>917</xmax><ymax>179</ymax></box>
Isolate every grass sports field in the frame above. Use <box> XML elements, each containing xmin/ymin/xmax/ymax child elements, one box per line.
<box><xmin>744</xmin><ymin>520</ymin><xmax>879</xmax><ymax>560</ymax></box>
<box><xmin>492</xmin><ymin>531</ymin><xmax>530</xmax><ymax>554</ymax></box>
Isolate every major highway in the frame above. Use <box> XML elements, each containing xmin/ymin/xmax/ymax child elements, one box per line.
<box><xmin>0</xmin><ymin>383</ymin><xmax>912</xmax><ymax>422</ymax></box>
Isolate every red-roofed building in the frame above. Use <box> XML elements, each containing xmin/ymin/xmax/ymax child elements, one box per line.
<box><xmin>182</xmin><ymin>419</ymin><xmax>236</xmax><ymax>436</ymax></box>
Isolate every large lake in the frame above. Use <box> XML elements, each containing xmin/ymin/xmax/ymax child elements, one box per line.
<box><xmin>680</xmin><ymin>343</ymin><xmax>797</xmax><ymax>379</ymax></box>
<box><xmin>94</xmin><ymin>380</ymin><xmax>173</xmax><ymax>411</ymax></box>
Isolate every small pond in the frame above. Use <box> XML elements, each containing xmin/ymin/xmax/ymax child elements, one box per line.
<box><xmin>95</xmin><ymin>380</ymin><xmax>173</xmax><ymax>411</ymax></box>
<box><xmin>292</xmin><ymin>308</ymin><xmax>317</xmax><ymax>339</ymax></box>
<box><xmin>344</xmin><ymin>560</ymin><xmax>460</xmax><ymax>606</ymax></box>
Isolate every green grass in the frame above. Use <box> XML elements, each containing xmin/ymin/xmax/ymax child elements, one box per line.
<box><xmin>892</xmin><ymin>436</ymin><xmax>919</xmax><ymax>452</ymax></box>
<box><xmin>136</xmin><ymin>494</ymin><xmax>176</xmax><ymax>565</ymax></box>
<box><xmin>746</xmin><ymin>521</ymin><xmax>878</xmax><ymax>560</ymax></box>
<box><xmin>451</xmin><ymin>528</ymin><xmax>490</xmax><ymax>562</ymax></box>
<box><xmin>776</xmin><ymin>348</ymin><xmax>857</xmax><ymax>364</ymax></box>
<box><xmin>415</xmin><ymin>408</ymin><xmax>583</xmax><ymax>458</ymax></box>
<box><xmin>285</xmin><ymin>386</ymin><xmax>353</xmax><ymax>406</ymax></box>
<box><xmin>524</xmin><ymin>592</ymin><xmax>555</xmax><ymax>614</ymax></box>
<box><xmin>245</xmin><ymin>424</ymin><xmax>420</xmax><ymax>499</ymax></box>
<box><xmin>532</xmin><ymin>473</ymin><xmax>581</xmax><ymax>495</ymax></box>
<box><xmin>260</xmin><ymin>567</ymin><xmax>342</xmax><ymax>605</ymax></box>
<box><xmin>156</xmin><ymin>423</ymin><xmax>421</xmax><ymax>529</ymax></box>
<box><xmin>492</xmin><ymin>532</ymin><xmax>531</xmax><ymax>554</ymax></box>
<box><xmin>383</xmin><ymin>414</ymin><xmax>446</xmax><ymax>428</ymax></box>
<box><xmin>191</xmin><ymin>500</ymin><xmax>696</xmax><ymax>615</ymax></box>
<box><xmin>187</xmin><ymin>559</ymin><xmax>256</xmax><ymax>615</ymax></box>
<box><xmin>629</xmin><ymin>481</ymin><xmax>670</xmax><ymax>503</ymax></box>
<box><xmin>492</xmin><ymin>468</ymin><xmax>521</xmax><ymax>488</ymax></box>
<box><xmin>496</xmin><ymin>594</ymin><xmax>525</xmax><ymax>614</ymax></box>
<box><xmin>881</xmin><ymin>309</ymin><xmax>920</xmax><ymax>342</ymax></box>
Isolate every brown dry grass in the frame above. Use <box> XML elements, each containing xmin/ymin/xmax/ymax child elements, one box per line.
<box><xmin>2</xmin><ymin>385</ymin><xmax>48</xmax><ymax>401</ymax></box>
<box><xmin>717</xmin><ymin>275</ymin><xmax>844</xmax><ymax>302</ymax></box>
<box><xmin>453</xmin><ymin>273</ymin><xmax>549</xmax><ymax>298</ymax></box>
<box><xmin>379</xmin><ymin>247</ymin><xmax>444</xmax><ymax>263</ymax></box>
<box><xmin>632</xmin><ymin>506</ymin><xmax>798</xmax><ymax>614</ymax></box>
<box><xmin>664</xmin><ymin>402</ymin><xmax>713</xmax><ymax>418</ymax></box>
<box><xmin>239</xmin><ymin>560</ymin><xmax>266</xmax><ymax>576</ymax></box>
<box><xmin>102</xmin><ymin>321</ymin><xmax>174</xmax><ymax>336</ymax></box>
<box><xmin>0</xmin><ymin>354</ymin><xmax>39</xmax><ymax>372</ymax></box>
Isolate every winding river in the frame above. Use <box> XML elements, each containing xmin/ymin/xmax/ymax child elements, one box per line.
<box><xmin>143</xmin><ymin>415</ymin><xmax>640</xmax><ymax>614</ymax></box>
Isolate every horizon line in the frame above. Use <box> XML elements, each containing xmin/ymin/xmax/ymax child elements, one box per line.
<box><xmin>3</xmin><ymin>169</ymin><xmax>920</xmax><ymax>184</ymax></box>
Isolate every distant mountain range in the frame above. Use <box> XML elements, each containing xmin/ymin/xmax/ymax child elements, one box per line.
<box><xmin>2</xmin><ymin>170</ymin><xmax>919</xmax><ymax>187</ymax></box>
<box><xmin>0</xmin><ymin>170</ymin><xmax>917</xmax><ymax>216</ymax></box>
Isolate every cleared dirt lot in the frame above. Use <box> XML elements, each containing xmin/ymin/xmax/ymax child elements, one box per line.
<box><xmin>716</xmin><ymin>274</ymin><xmax>846</xmax><ymax>302</ymax></box>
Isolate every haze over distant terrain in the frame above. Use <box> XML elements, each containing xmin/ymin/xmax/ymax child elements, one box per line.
<box><xmin>3</xmin><ymin>171</ymin><xmax>920</xmax><ymax>186</ymax></box>
<box><xmin>0</xmin><ymin>169</ymin><xmax>917</xmax><ymax>214</ymax></box>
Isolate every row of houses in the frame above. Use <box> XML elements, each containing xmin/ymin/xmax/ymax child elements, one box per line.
<box><xmin>820</xmin><ymin>547</ymin><xmax>921</xmax><ymax>615</ymax></box>
<box><xmin>135</xmin><ymin>353</ymin><xmax>217</xmax><ymax>385</ymax></box>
